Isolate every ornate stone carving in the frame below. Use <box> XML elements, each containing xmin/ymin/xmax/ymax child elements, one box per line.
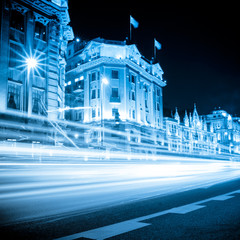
<box><xmin>11</xmin><ymin>1</ymin><xmax>28</xmax><ymax>14</ymax></box>
<box><xmin>34</xmin><ymin>12</ymin><xmax>49</xmax><ymax>25</ymax></box>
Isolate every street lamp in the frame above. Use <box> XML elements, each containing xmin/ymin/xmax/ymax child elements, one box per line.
<box><xmin>26</xmin><ymin>57</ymin><xmax>37</xmax><ymax>71</ymax></box>
<box><xmin>102</xmin><ymin>77</ymin><xmax>109</xmax><ymax>85</ymax></box>
<box><xmin>25</xmin><ymin>57</ymin><xmax>37</xmax><ymax>115</ymax></box>
<box><xmin>101</xmin><ymin>76</ymin><xmax>109</xmax><ymax>147</ymax></box>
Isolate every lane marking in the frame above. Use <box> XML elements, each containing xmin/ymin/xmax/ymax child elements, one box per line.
<box><xmin>55</xmin><ymin>189</ymin><xmax>240</xmax><ymax>240</ymax></box>
<box><xmin>168</xmin><ymin>204</ymin><xmax>205</xmax><ymax>214</ymax></box>
<box><xmin>56</xmin><ymin>220</ymin><xmax>150</xmax><ymax>240</ymax></box>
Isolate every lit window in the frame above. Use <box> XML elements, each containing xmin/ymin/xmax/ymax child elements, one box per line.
<box><xmin>35</xmin><ymin>22</ymin><xmax>46</xmax><ymax>41</ymax></box>
<box><xmin>7</xmin><ymin>83</ymin><xmax>21</xmax><ymax>110</ymax></box>
<box><xmin>32</xmin><ymin>88</ymin><xmax>44</xmax><ymax>115</ymax></box>
<box><xmin>9</xmin><ymin>43</ymin><xmax>22</xmax><ymax>68</ymax></box>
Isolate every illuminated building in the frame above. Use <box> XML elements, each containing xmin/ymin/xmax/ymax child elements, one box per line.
<box><xmin>206</xmin><ymin>109</ymin><xmax>240</xmax><ymax>154</ymax></box>
<box><xmin>0</xmin><ymin>0</ymin><xmax>74</xmax><ymax>120</ymax></box>
<box><xmin>164</xmin><ymin>105</ymin><xmax>217</xmax><ymax>154</ymax></box>
<box><xmin>65</xmin><ymin>37</ymin><xmax>166</xmax><ymax>147</ymax></box>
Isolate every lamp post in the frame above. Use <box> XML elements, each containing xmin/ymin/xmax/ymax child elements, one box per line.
<box><xmin>101</xmin><ymin>77</ymin><xmax>109</xmax><ymax>147</ymax></box>
<box><xmin>25</xmin><ymin>57</ymin><xmax>37</xmax><ymax>115</ymax></box>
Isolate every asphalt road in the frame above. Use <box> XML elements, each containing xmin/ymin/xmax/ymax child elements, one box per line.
<box><xmin>0</xmin><ymin>158</ymin><xmax>240</xmax><ymax>240</ymax></box>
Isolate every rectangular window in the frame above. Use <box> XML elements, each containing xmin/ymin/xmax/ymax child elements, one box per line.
<box><xmin>132</xmin><ymin>110</ymin><xmax>135</xmax><ymax>119</ymax></box>
<box><xmin>92</xmin><ymin>72</ymin><xmax>96</xmax><ymax>81</ymax></box>
<box><xmin>74</xmin><ymin>79</ymin><xmax>84</xmax><ymax>90</ymax></box>
<box><xmin>112</xmin><ymin>88</ymin><xmax>118</xmax><ymax>98</ymax></box>
<box><xmin>92</xmin><ymin>109</ymin><xmax>96</xmax><ymax>118</ymax></box>
<box><xmin>35</xmin><ymin>21</ymin><xmax>46</xmax><ymax>41</ymax></box>
<box><xmin>145</xmin><ymin>99</ymin><xmax>148</xmax><ymax>108</ymax></box>
<box><xmin>10</xmin><ymin>10</ymin><xmax>24</xmax><ymax>32</ymax></box>
<box><xmin>132</xmin><ymin>91</ymin><xmax>135</xmax><ymax>101</ymax></box>
<box><xmin>131</xmin><ymin>75</ymin><xmax>136</xmax><ymax>83</ymax></box>
<box><xmin>112</xmin><ymin>70</ymin><xmax>119</xmax><ymax>79</ymax></box>
<box><xmin>112</xmin><ymin>108</ymin><xmax>118</xmax><ymax>117</ymax></box>
<box><xmin>91</xmin><ymin>89</ymin><xmax>96</xmax><ymax>99</ymax></box>
<box><xmin>156</xmin><ymin>102</ymin><xmax>160</xmax><ymax>111</ymax></box>
<box><xmin>9</xmin><ymin>43</ymin><xmax>22</xmax><ymax>68</ymax></box>
<box><xmin>32</xmin><ymin>88</ymin><xmax>44</xmax><ymax>115</ymax></box>
<box><xmin>7</xmin><ymin>82</ymin><xmax>21</xmax><ymax>110</ymax></box>
<box><xmin>157</xmin><ymin>88</ymin><xmax>160</xmax><ymax>96</ymax></box>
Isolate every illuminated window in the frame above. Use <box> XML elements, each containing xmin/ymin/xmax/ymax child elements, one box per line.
<box><xmin>9</xmin><ymin>43</ymin><xmax>22</xmax><ymax>68</ymax></box>
<box><xmin>32</xmin><ymin>89</ymin><xmax>44</xmax><ymax>115</ymax></box>
<box><xmin>35</xmin><ymin>22</ymin><xmax>46</xmax><ymax>41</ymax></box>
<box><xmin>7</xmin><ymin>82</ymin><xmax>21</xmax><ymax>110</ymax></box>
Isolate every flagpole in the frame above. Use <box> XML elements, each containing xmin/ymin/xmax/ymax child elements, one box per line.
<box><xmin>154</xmin><ymin>38</ymin><xmax>156</xmax><ymax>60</ymax></box>
<box><xmin>129</xmin><ymin>16</ymin><xmax>132</xmax><ymax>42</ymax></box>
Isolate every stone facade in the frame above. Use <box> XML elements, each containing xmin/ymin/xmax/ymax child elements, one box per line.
<box><xmin>0</xmin><ymin>0</ymin><xmax>74</xmax><ymax>120</ymax></box>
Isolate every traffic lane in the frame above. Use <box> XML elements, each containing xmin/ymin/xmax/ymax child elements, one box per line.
<box><xmin>1</xmin><ymin>160</ymin><xmax>239</xmax><ymax>226</ymax></box>
<box><xmin>1</xmin><ymin>178</ymin><xmax>240</xmax><ymax>240</ymax></box>
<box><xmin>111</xmin><ymin>192</ymin><xmax>240</xmax><ymax>240</ymax></box>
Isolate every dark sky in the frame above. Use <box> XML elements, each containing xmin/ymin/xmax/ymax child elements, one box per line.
<box><xmin>68</xmin><ymin>2</ymin><xmax>240</xmax><ymax>116</ymax></box>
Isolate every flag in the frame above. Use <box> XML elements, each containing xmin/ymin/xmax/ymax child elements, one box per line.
<box><xmin>130</xmin><ymin>15</ymin><xmax>139</xmax><ymax>29</ymax></box>
<box><xmin>154</xmin><ymin>39</ymin><xmax>162</xmax><ymax>50</ymax></box>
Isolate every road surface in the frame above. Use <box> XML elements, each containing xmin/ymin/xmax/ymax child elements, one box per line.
<box><xmin>0</xmin><ymin>155</ymin><xmax>240</xmax><ymax>239</ymax></box>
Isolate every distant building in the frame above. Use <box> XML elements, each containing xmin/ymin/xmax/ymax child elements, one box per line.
<box><xmin>164</xmin><ymin>105</ymin><xmax>217</xmax><ymax>154</ymax></box>
<box><xmin>0</xmin><ymin>0</ymin><xmax>74</xmax><ymax>120</ymax></box>
<box><xmin>206</xmin><ymin>109</ymin><xmax>240</xmax><ymax>154</ymax></box>
<box><xmin>65</xmin><ymin>37</ymin><xmax>166</xmax><ymax>147</ymax></box>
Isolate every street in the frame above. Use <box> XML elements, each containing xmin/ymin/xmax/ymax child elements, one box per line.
<box><xmin>0</xmin><ymin>155</ymin><xmax>240</xmax><ymax>239</ymax></box>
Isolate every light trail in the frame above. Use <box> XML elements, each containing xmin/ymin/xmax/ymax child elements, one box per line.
<box><xmin>0</xmin><ymin>157</ymin><xmax>240</xmax><ymax>225</ymax></box>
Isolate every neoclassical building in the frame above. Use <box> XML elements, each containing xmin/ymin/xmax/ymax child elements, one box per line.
<box><xmin>0</xmin><ymin>0</ymin><xmax>74</xmax><ymax>120</ymax></box>
<box><xmin>66</xmin><ymin>37</ymin><xmax>166</xmax><ymax>126</ymax></box>
<box><xmin>65</xmin><ymin>37</ymin><xmax>166</xmax><ymax>147</ymax></box>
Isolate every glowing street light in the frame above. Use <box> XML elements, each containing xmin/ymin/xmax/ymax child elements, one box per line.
<box><xmin>26</xmin><ymin>57</ymin><xmax>37</xmax><ymax>70</ymax></box>
<box><xmin>102</xmin><ymin>77</ymin><xmax>109</xmax><ymax>85</ymax></box>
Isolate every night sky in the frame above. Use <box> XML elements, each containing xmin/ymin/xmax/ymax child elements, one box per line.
<box><xmin>68</xmin><ymin>2</ymin><xmax>240</xmax><ymax>116</ymax></box>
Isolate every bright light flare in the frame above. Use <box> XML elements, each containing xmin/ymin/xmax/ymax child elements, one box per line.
<box><xmin>26</xmin><ymin>57</ymin><xmax>37</xmax><ymax>70</ymax></box>
<box><xmin>102</xmin><ymin>77</ymin><xmax>109</xmax><ymax>85</ymax></box>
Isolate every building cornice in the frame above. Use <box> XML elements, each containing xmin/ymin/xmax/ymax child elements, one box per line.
<box><xmin>13</xmin><ymin>0</ymin><xmax>70</xmax><ymax>25</ymax></box>
<box><xmin>67</xmin><ymin>57</ymin><xmax>167</xmax><ymax>87</ymax></box>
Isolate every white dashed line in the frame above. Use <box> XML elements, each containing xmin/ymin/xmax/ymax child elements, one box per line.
<box><xmin>55</xmin><ymin>189</ymin><xmax>240</xmax><ymax>240</ymax></box>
